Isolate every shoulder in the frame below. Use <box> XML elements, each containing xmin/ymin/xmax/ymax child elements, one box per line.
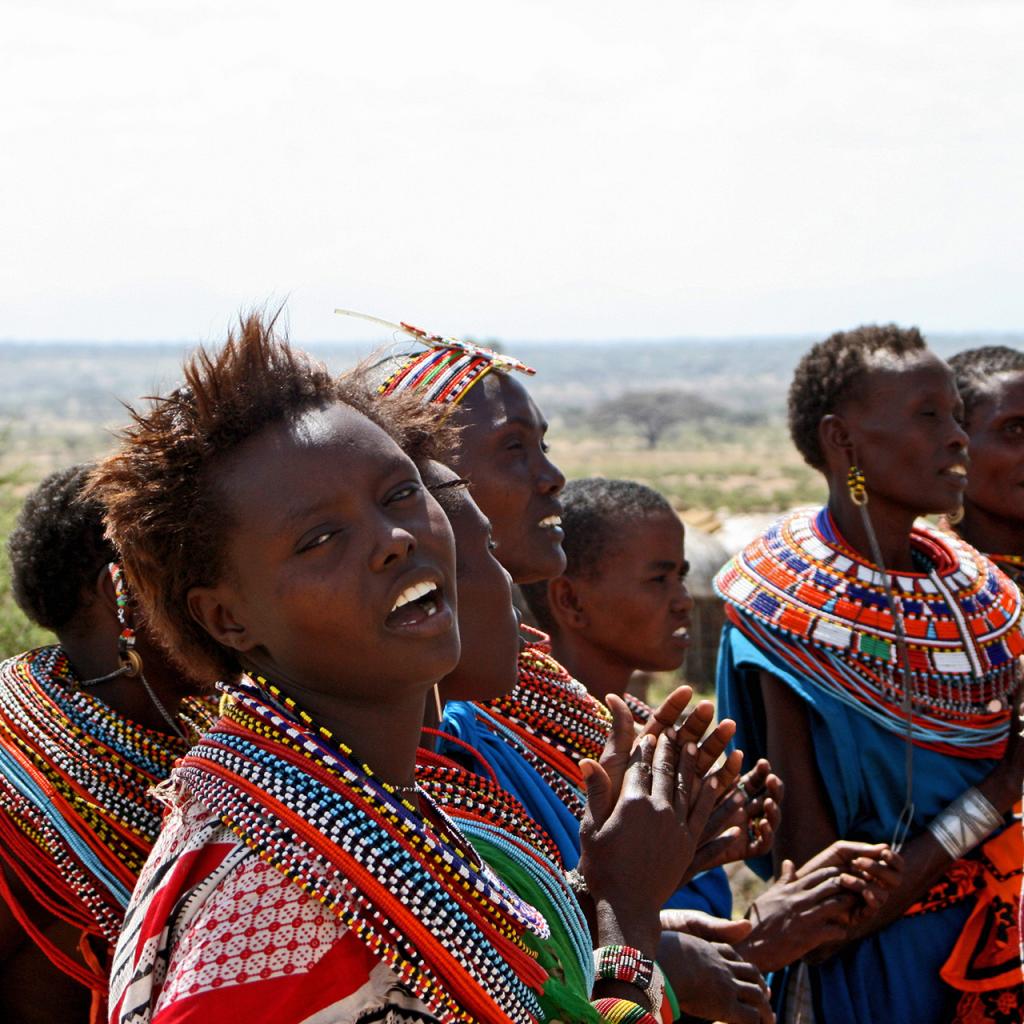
<box><xmin>113</xmin><ymin>792</ymin><xmax>422</xmax><ymax>1024</ymax></box>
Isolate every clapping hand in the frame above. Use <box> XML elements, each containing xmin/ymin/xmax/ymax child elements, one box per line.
<box><xmin>578</xmin><ymin>695</ymin><xmax>722</xmax><ymax>946</ymax></box>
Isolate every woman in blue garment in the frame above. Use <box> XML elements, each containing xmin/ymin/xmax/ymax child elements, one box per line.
<box><xmin>715</xmin><ymin>324</ymin><xmax>1024</xmax><ymax>1024</ymax></box>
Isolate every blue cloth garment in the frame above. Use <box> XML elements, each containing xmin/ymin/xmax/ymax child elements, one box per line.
<box><xmin>717</xmin><ymin>622</ymin><xmax>992</xmax><ymax>1024</ymax></box>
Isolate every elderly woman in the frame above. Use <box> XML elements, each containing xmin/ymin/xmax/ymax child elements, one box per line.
<box><xmin>93</xmin><ymin>313</ymin><xmax>714</xmax><ymax>1024</ymax></box>
<box><xmin>715</xmin><ymin>324</ymin><xmax>1024</xmax><ymax>1023</ymax></box>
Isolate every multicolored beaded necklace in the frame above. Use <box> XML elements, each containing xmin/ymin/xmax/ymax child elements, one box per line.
<box><xmin>986</xmin><ymin>553</ymin><xmax>1024</xmax><ymax>589</ymax></box>
<box><xmin>0</xmin><ymin>645</ymin><xmax>211</xmax><ymax>991</ymax></box>
<box><xmin>178</xmin><ymin>675</ymin><xmax>555</xmax><ymax>1024</ymax></box>
<box><xmin>715</xmin><ymin>508</ymin><xmax>1024</xmax><ymax>758</ymax></box>
<box><xmin>416</xmin><ymin>737</ymin><xmax>601</xmax><ymax>1023</ymax></box>
<box><xmin>475</xmin><ymin>629</ymin><xmax>613</xmax><ymax>806</ymax></box>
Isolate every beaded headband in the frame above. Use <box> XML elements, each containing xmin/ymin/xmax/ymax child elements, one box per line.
<box><xmin>335</xmin><ymin>309</ymin><xmax>535</xmax><ymax>409</ymax></box>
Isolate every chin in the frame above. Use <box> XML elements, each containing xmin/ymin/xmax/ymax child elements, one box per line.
<box><xmin>513</xmin><ymin>552</ymin><xmax>566</xmax><ymax>586</ymax></box>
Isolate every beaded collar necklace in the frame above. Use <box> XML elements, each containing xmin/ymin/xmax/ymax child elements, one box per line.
<box><xmin>415</xmin><ymin>738</ymin><xmax>597</xmax><ymax>1016</ymax></box>
<box><xmin>476</xmin><ymin>630</ymin><xmax>612</xmax><ymax>805</ymax></box>
<box><xmin>986</xmin><ymin>553</ymin><xmax>1024</xmax><ymax>588</ymax></box>
<box><xmin>0</xmin><ymin>645</ymin><xmax>212</xmax><ymax>990</ymax></box>
<box><xmin>715</xmin><ymin>508</ymin><xmax>1024</xmax><ymax>757</ymax></box>
<box><xmin>179</xmin><ymin>675</ymin><xmax>551</xmax><ymax>1024</ymax></box>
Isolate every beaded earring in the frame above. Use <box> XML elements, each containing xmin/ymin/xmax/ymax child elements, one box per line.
<box><xmin>111</xmin><ymin>563</ymin><xmax>143</xmax><ymax>677</ymax></box>
<box><xmin>107</xmin><ymin>564</ymin><xmax>186</xmax><ymax>739</ymax></box>
<box><xmin>847</xmin><ymin>465</ymin><xmax>868</xmax><ymax>506</ymax></box>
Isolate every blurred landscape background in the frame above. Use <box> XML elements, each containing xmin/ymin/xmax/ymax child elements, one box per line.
<box><xmin>4</xmin><ymin>331</ymin><xmax>1021</xmax><ymax>663</ymax></box>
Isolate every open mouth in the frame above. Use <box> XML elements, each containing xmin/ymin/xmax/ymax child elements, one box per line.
<box><xmin>942</xmin><ymin>465</ymin><xmax>968</xmax><ymax>487</ymax></box>
<box><xmin>385</xmin><ymin>580</ymin><xmax>442</xmax><ymax>628</ymax></box>
<box><xmin>538</xmin><ymin>515</ymin><xmax>562</xmax><ymax>529</ymax></box>
<box><xmin>671</xmin><ymin>626</ymin><xmax>690</xmax><ymax>645</ymax></box>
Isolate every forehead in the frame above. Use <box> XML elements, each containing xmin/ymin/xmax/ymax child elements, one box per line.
<box><xmin>597</xmin><ymin>509</ymin><xmax>684</xmax><ymax>567</ymax></box>
<box><xmin>457</xmin><ymin>372</ymin><xmax>545</xmax><ymax>432</ymax></box>
<box><xmin>853</xmin><ymin>349</ymin><xmax>955</xmax><ymax>399</ymax></box>
<box><xmin>219</xmin><ymin>402</ymin><xmax>406</xmax><ymax>508</ymax></box>
<box><xmin>972</xmin><ymin>370</ymin><xmax>1024</xmax><ymax>420</ymax></box>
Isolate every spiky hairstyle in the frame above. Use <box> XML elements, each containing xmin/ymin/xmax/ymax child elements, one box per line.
<box><xmin>8</xmin><ymin>463</ymin><xmax>117</xmax><ymax>631</ymax></box>
<box><xmin>788</xmin><ymin>324</ymin><xmax>927</xmax><ymax>470</ymax></box>
<box><xmin>948</xmin><ymin>345</ymin><xmax>1024</xmax><ymax>423</ymax></box>
<box><xmin>88</xmin><ymin>310</ymin><xmax>449</xmax><ymax>681</ymax></box>
<box><xmin>520</xmin><ymin>477</ymin><xmax>673</xmax><ymax>634</ymax></box>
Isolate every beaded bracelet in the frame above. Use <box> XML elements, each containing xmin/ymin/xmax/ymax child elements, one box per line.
<box><xmin>591</xmin><ymin>996</ymin><xmax>661</xmax><ymax>1023</ymax></box>
<box><xmin>926</xmin><ymin>786</ymin><xmax>1004</xmax><ymax>860</ymax></box>
<box><xmin>594</xmin><ymin>946</ymin><xmax>663</xmax><ymax>1014</ymax></box>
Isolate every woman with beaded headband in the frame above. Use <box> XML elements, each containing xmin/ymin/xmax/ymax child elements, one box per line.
<box><xmin>0</xmin><ymin>464</ymin><xmax>214</xmax><ymax>1024</ymax></box>
<box><xmin>948</xmin><ymin>345</ymin><xmax>1024</xmax><ymax>588</ymax></box>
<box><xmin>94</xmin><ymin>311</ymin><xmax>718</xmax><ymax>1024</ymax></box>
<box><xmin>714</xmin><ymin>324</ymin><xmax>1024</xmax><ymax>1023</ymax></box>
<box><xmin>352</xmin><ymin>315</ymin><xmax>776</xmax><ymax>881</ymax></box>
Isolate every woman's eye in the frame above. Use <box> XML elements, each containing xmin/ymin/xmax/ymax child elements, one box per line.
<box><xmin>299</xmin><ymin>531</ymin><xmax>334</xmax><ymax>553</ymax></box>
<box><xmin>387</xmin><ymin>483</ymin><xmax>421</xmax><ymax>504</ymax></box>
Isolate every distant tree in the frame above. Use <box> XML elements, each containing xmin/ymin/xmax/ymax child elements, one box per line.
<box><xmin>590</xmin><ymin>389</ymin><xmax>732</xmax><ymax>449</ymax></box>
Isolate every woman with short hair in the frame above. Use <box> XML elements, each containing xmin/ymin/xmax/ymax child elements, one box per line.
<box><xmin>715</xmin><ymin>324</ymin><xmax>1024</xmax><ymax>1023</ymax></box>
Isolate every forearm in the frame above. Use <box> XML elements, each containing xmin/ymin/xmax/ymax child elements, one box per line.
<box><xmin>590</xmin><ymin>899</ymin><xmax>662</xmax><ymax>1010</ymax></box>
<box><xmin>819</xmin><ymin>777</ymin><xmax>1011</xmax><ymax>953</ymax></box>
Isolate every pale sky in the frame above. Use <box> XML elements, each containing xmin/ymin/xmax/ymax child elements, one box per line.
<box><xmin>2</xmin><ymin>0</ymin><xmax>1022</xmax><ymax>342</ymax></box>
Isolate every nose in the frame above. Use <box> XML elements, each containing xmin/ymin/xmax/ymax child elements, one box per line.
<box><xmin>536</xmin><ymin>451</ymin><xmax>566</xmax><ymax>496</ymax></box>
<box><xmin>371</xmin><ymin>521</ymin><xmax>416</xmax><ymax>572</ymax></box>
<box><xmin>949</xmin><ymin>417</ymin><xmax>969</xmax><ymax>452</ymax></box>
<box><xmin>672</xmin><ymin>579</ymin><xmax>695</xmax><ymax>613</ymax></box>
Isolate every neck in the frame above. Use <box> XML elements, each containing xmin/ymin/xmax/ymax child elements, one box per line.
<box><xmin>826</xmin><ymin>487</ymin><xmax>919</xmax><ymax>573</ymax></box>
<box><xmin>549</xmin><ymin>630</ymin><xmax>633</xmax><ymax>702</ymax></box>
<box><xmin>253</xmin><ymin>667</ymin><xmax>426</xmax><ymax>789</ymax></box>
<box><xmin>956</xmin><ymin>501</ymin><xmax>1024</xmax><ymax>558</ymax></box>
<box><xmin>59</xmin><ymin>631</ymin><xmax>184</xmax><ymax>735</ymax></box>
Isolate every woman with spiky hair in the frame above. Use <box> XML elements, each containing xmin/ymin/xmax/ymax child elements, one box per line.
<box><xmin>94</xmin><ymin>311</ymin><xmax>712</xmax><ymax>1024</ymax></box>
<box><xmin>715</xmin><ymin>324</ymin><xmax>1024</xmax><ymax>1023</ymax></box>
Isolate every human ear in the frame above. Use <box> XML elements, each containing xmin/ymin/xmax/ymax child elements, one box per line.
<box><xmin>549</xmin><ymin>576</ymin><xmax>587</xmax><ymax>632</ymax></box>
<box><xmin>187</xmin><ymin>585</ymin><xmax>256</xmax><ymax>653</ymax></box>
<box><xmin>819</xmin><ymin>413</ymin><xmax>856</xmax><ymax>466</ymax></box>
<box><xmin>94</xmin><ymin>563</ymin><xmax>117</xmax><ymax>611</ymax></box>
